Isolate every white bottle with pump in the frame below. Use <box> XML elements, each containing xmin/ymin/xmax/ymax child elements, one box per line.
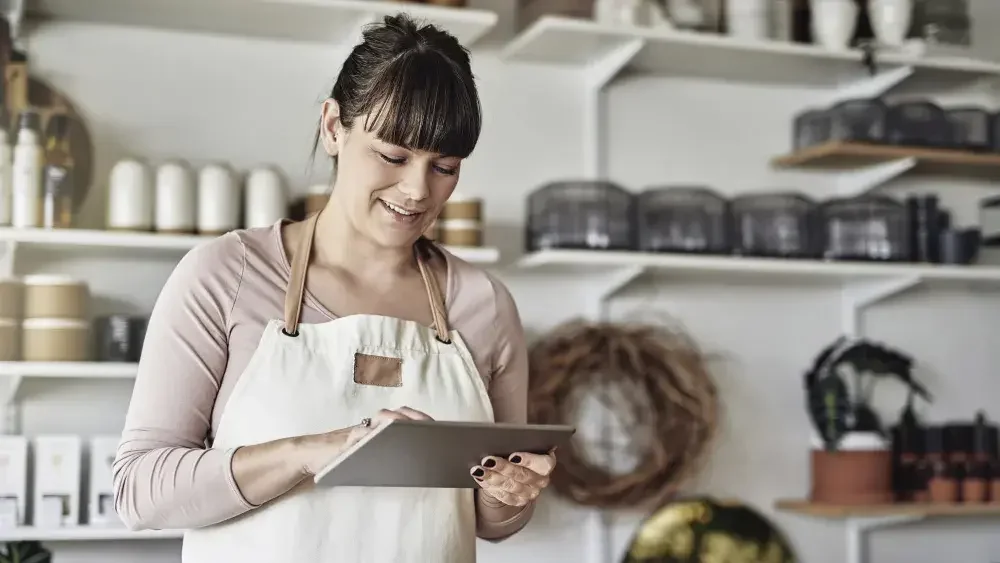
<box><xmin>11</xmin><ymin>109</ymin><xmax>42</xmax><ymax>228</ymax></box>
<box><xmin>0</xmin><ymin>115</ymin><xmax>12</xmax><ymax>227</ymax></box>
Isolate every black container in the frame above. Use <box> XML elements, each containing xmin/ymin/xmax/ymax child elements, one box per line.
<box><xmin>946</xmin><ymin>107</ymin><xmax>992</xmax><ymax>151</ymax></box>
<box><xmin>906</xmin><ymin>195</ymin><xmax>942</xmax><ymax>263</ymax></box>
<box><xmin>820</xmin><ymin>195</ymin><xmax>910</xmax><ymax>261</ymax></box>
<box><xmin>827</xmin><ymin>98</ymin><xmax>889</xmax><ymax>144</ymax></box>
<box><xmin>94</xmin><ymin>315</ymin><xmax>148</xmax><ymax>363</ymax></box>
<box><xmin>792</xmin><ymin>108</ymin><xmax>832</xmax><ymax>149</ymax></box>
<box><xmin>886</xmin><ymin>101</ymin><xmax>953</xmax><ymax>147</ymax></box>
<box><xmin>525</xmin><ymin>181</ymin><xmax>635</xmax><ymax>252</ymax></box>
<box><xmin>635</xmin><ymin>186</ymin><xmax>731</xmax><ymax>254</ymax></box>
<box><xmin>730</xmin><ymin>193</ymin><xmax>819</xmax><ymax>258</ymax></box>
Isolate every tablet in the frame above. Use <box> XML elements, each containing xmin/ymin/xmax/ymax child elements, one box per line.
<box><xmin>313</xmin><ymin>419</ymin><xmax>576</xmax><ymax>489</ymax></box>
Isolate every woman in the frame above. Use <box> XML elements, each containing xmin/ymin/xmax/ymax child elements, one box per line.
<box><xmin>112</xmin><ymin>14</ymin><xmax>556</xmax><ymax>562</ymax></box>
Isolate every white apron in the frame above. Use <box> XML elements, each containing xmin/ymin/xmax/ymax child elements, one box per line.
<box><xmin>182</xmin><ymin>214</ymin><xmax>495</xmax><ymax>563</ymax></box>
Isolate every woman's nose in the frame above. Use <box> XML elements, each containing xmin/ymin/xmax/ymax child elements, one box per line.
<box><xmin>398</xmin><ymin>168</ymin><xmax>431</xmax><ymax>202</ymax></box>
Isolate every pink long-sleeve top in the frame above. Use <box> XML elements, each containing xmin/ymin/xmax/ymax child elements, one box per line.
<box><xmin>113</xmin><ymin>220</ymin><xmax>531</xmax><ymax>538</ymax></box>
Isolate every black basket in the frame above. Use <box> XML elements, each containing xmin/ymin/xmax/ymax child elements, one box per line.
<box><xmin>792</xmin><ymin>108</ymin><xmax>833</xmax><ymax>149</ymax></box>
<box><xmin>821</xmin><ymin>195</ymin><xmax>910</xmax><ymax>261</ymax></box>
<box><xmin>827</xmin><ymin>98</ymin><xmax>889</xmax><ymax>144</ymax></box>
<box><xmin>946</xmin><ymin>107</ymin><xmax>992</xmax><ymax>151</ymax></box>
<box><xmin>886</xmin><ymin>101</ymin><xmax>952</xmax><ymax>147</ymax></box>
<box><xmin>731</xmin><ymin>193</ymin><xmax>820</xmax><ymax>258</ymax></box>
<box><xmin>635</xmin><ymin>186</ymin><xmax>731</xmax><ymax>254</ymax></box>
<box><xmin>525</xmin><ymin>180</ymin><xmax>635</xmax><ymax>252</ymax></box>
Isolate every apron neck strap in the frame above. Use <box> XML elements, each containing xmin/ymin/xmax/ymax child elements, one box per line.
<box><xmin>283</xmin><ymin>212</ymin><xmax>319</xmax><ymax>336</ymax></box>
<box><xmin>415</xmin><ymin>242</ymin><xmax>451</xmax><ymax>344</ymax></box>
<box><xmin>282</xmin><ymin>215</ymin><xmax>451</xmax><ymax>343</ymax></box>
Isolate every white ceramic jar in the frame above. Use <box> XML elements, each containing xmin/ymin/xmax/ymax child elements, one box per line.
<box><xmin>868</xmin><ymin>0</ymin><xmax>913</xmax><ymax>47</ymax></box>
<box><xmin>107</xmin><ymin>158</ymin><xmax>154</xmax><ymax>231</ymax></box>
<box><xmin>197</xmin><ymin>163</ymin><xmax>240</xmax><ymax>235</ymax></box>
<box><xmin>244</xmin><ymin>166</ymin><xmax>287</xmax><ymax>229</ymax></box>
<box><xmin>809</xmin><ymin>0</ymin><xmax>858</xmax><ymax>50</ymax></box>
<box><xmin>154</xmin><ymin>161</ymin><xmax>196</xmax><ymax>233</ymax></box>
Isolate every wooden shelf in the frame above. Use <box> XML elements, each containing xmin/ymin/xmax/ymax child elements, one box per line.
<box><xmin>501</xmin><ymin>16</ymin><xmax>1000</xmax><ymax>86</ymax></box>
<box><xmin>776</xmin><ymin>499</ymin><xmax>1000</xmax><ymax>518</ymax></box>
<box><xmin>772</xmin><ymin>141</ymin><xmax>1000</xmax><ymax>173</ymax></box>
<box><xmin>24</xmin><ymin>0</ymin><xmax>499</xmax><ymax>47</ymax></box>
<box><xmin>0</xmin><ymin>526</ymin><xmax>182</xmax><ymax>542</ymax></box>
<box><xmin>517</xmin><ymin>249</ymin><xmax>1000</xmax><ymax>285</ymax></box>
<box><xmin>0</xmin><ymin>228</ymin><xmax>501</xmax><ymax>264</ymax></box>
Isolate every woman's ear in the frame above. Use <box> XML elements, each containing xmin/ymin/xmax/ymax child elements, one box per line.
<box><xmin>320</xmin><ymin>99</ymin><xmax>343</xmax><ymax>157</ymax></box>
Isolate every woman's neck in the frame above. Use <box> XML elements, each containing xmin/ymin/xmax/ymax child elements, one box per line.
<box><xmin>310</xmin><ymin>201</ymin><xmax>417</xmax><ymax>280</ymax></box>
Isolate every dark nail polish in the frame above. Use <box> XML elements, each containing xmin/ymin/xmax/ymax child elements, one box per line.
<box><xmin>510</xmin><ymin>455</ymin><xmax>522</xmax><ymax>464</ymax></box>
<box><xmin>472</xmin><ymin>468</ymin><xmax>485</xmax><ymax>477</ymax></box>
<box><xmin>483</xmin><ymin>458</ymin><xmax>496</xmax><ymax>468</ymax></box>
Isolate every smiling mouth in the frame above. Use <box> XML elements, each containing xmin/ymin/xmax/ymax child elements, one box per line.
<box><xmin>379</xmin><ymin>198</ymin><xmax>424</xmax><ymax>224</ymax></box>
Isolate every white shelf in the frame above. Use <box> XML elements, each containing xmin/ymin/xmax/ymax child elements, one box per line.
<box><xmin>25</xmin><ymin>0</ymin><xmax>499</xmax><ymax>46</ymax></box>
<box><xmin>0</xmin><ymin>228</ymin><xmax>501</xmax><ymax>264</ymax></box>
<box><xmin>0</xmin><ymin>526</ymin><xmax>182</xmax><ymax>542</ymax></box>
<box><xmin>501</xmin><ymin>16</ymin><xmax>1000</xmax><ymax>86</ymax></box>
<box><xmin>0</xmin><ymin>362</ymin><xmax>138</xmax><ymax>379</ymax></box>
<box><xmin>518</xmin><ymin>249</ymin><xmax>1000</xmax><ymax>285</ymax></box>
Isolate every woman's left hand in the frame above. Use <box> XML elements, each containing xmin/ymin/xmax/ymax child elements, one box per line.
<box><xmin>470</xmin><ymin>450</ymin><xmax>557</xmax><ymax>507</ymax></box>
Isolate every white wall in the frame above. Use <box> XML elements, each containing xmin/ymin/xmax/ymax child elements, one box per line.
<box><xmin>9</xmin><ymin>1</ymin><xmax>1000</xmax><ymax>562</ymax></box>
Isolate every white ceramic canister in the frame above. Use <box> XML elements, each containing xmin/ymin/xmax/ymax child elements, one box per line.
<box><xmin>809</xmin><ymin>0</ymin><xmax>859</xmax><ymax>50</ymax></box>
<box><xmin>244</xmin><ymin>166</ymin><xmax>287</xmax><ymax>229</ymax></box>
<box><xmin>197</xmin><ymin>163</ymin><xmax>240</xmax><ymax>235</ymax></box>
<box><xmin>726</xmin><ymin>0</ymin><xmax>769</xmax><ymax>40</ymax></box>
<box><xmin>154</xmin><ymin>161</ymin><xmax>196</xmax><ymax>233</ymax></box>
<box><xmin>107</xmin><ymin>158</ymin><xmax>154</xmax><ymax>231</ymax></box>
<box><xmin>868</xmin><ymin>0</ymin><xmax>913</xmax><ymax>48</ymax></box>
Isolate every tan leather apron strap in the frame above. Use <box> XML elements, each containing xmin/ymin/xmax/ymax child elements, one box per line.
<box><xmin>283</xmin><ymin>213</ymin><xmax>320</xmax><ymax>336</ymax></box>
<box><xmin>415</xmin><ymin>246</ymin><xmax>451</xmax><ymax>344</ymax></box>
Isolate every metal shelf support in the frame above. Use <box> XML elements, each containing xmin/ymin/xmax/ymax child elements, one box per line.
<box><xmin>823</xmin><ymin>65</ymin><xmax>914</xmax><ymax>107</ymax></box>
<box><xmin>835</xmin><ymin>157</ymin><xmax>917</xmax><ymax>197</ymax></box>
<box><xmin>841</xmin><ymin>275</ymin><xmax>922</xmax><ymax>336</ymax></box>
<box><xmin>583</xmin><ymin>266</ymin><xmax>646</xmax><ymax>322</ymax></box>
<box><xmin>582</xmin><ymin>38</ymin><xmax>645</xmax><ymax>178</ymax></box>
<box><xmin>846</xmin><ymin>514</ymin><xmax>925</xmax><ymax>563</ymax></box>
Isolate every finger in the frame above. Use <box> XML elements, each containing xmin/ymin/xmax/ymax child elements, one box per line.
<box><xmin>509</xmin><ymin>452</ymin><xmax>557</xmax><ymax>476</ymax></box>
<box><xmin>373</xmin><ymin>409</ymin><xmax>411</xmax><ymax>425</ymax></box>
<box><xmin>395</xmin><ymin>406</ymin><xmax>433</xmax><ymax>420</ymax></box>
<box><xmin>470</xmin><ymin>466</ymin><xmax>530</xmax><ymax>496</ymax></box>
<box><xmin>479</xmin><ymin>486</ymin><xmax>528</xmax><ymax>507</ymax></box>
<box><xmin>481</xmin><ymin>456</ymin><xmax>539</xmax><ymax>484</ymax></box>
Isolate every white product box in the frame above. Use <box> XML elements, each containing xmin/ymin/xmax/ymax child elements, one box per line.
<box><xmin>88</xmin><ymin>436</ymin><xmax>121</xmax><ymax>526</ymax></box>
<box><xmin>0</xmin><ymin>436</ymin><xmax>28</xmax><ymax>527</ymax></box>
<box><xmin>32</xmin><ymin>435</ymin><xmax>81</xmax><ymax>527</ymax></box>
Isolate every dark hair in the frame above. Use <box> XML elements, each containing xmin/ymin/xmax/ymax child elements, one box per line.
<box><xmin>313</xmin><ymin>14</ymin><xmax>482</xmax><ymax>162</ymax></box>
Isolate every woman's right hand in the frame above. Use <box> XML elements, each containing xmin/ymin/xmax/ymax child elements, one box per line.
<box><xmin>298</xmin><ymin>406</ymin><xmax>433</xmax><ymax>476</ymax></box>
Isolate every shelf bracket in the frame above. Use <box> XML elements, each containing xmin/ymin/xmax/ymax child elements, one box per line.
<box><xmin>841</xmin><ymin>275</ymin><xmax>921</xmax><ymax>336</ymax></box>
<box><xmin>836</xmin><ymin>157</ymin><xmax>917</xmax><ymax>197</ymax></box>
<box><xmin>846</xmin><ymin>514</ymin><xmax>925</xmax><ymax>563</ymax></box>
<box><xmin>0</xmin><ymin>376</ymin><xmax>22</xmax><ymax>406</ymax></box>
<box><xmin>586</xmin><ymin>265</ymin><xmax>646</xmax><ymax>321</ymax></box>
<box><xmin>824</xmin><ymin>65</ymin><xmax>914</xmax><ymax>107</ymax></box>
<box><xmin>0</xmin><ymin>240</ymin><xmax>14</xmax><ymax>277</ymax></box>
<box><xmin>582</xmin><ymin>38</ymin><xmax>645</xmax><ymax>179</ymax></box>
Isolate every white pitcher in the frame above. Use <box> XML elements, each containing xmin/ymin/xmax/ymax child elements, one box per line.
<box><xmin>809</xmin><ymin>0</ymin><xmax>858</xmax><ymax>51</ymax></box>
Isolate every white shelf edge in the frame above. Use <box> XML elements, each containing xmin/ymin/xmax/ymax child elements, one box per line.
<box><xmin>502</xmin><ymin>16</ymin><xmax>1000</xmax><ymax>77</ymax></box>
<box><xmin>25</xmin><ymin>0</ymin><xmax>499</xmax><ymax>47</ymax></box>
<box><xmin>517</xmin><ymin>249</ymin><xmax>1000</xmax><ymax>283</ymax></box>
<box><xmin>0</xmin><ymin>228</ymin><xmax>500</xmax><ymax>264</ymax></box>
<box><xmin>0</xmin><ymin>362</ymin><xmax>139</xmax><ymax>378</ymax></box>
<box><xmin>0</xmin><ymin>526</ymin><xmax>183</xmax><ymax>541</ymax></box>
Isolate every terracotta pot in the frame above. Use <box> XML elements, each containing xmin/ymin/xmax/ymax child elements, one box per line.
<box><xmin>810</xmin><ymin>432</ymin><xmax>894</xmax><ymax>505</ymax></box>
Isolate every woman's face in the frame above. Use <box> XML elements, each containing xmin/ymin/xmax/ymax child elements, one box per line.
<box><xmin>321</xmin><ymin>100</ymin><xmax>463</xmax><ymax>249</ymax></box>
